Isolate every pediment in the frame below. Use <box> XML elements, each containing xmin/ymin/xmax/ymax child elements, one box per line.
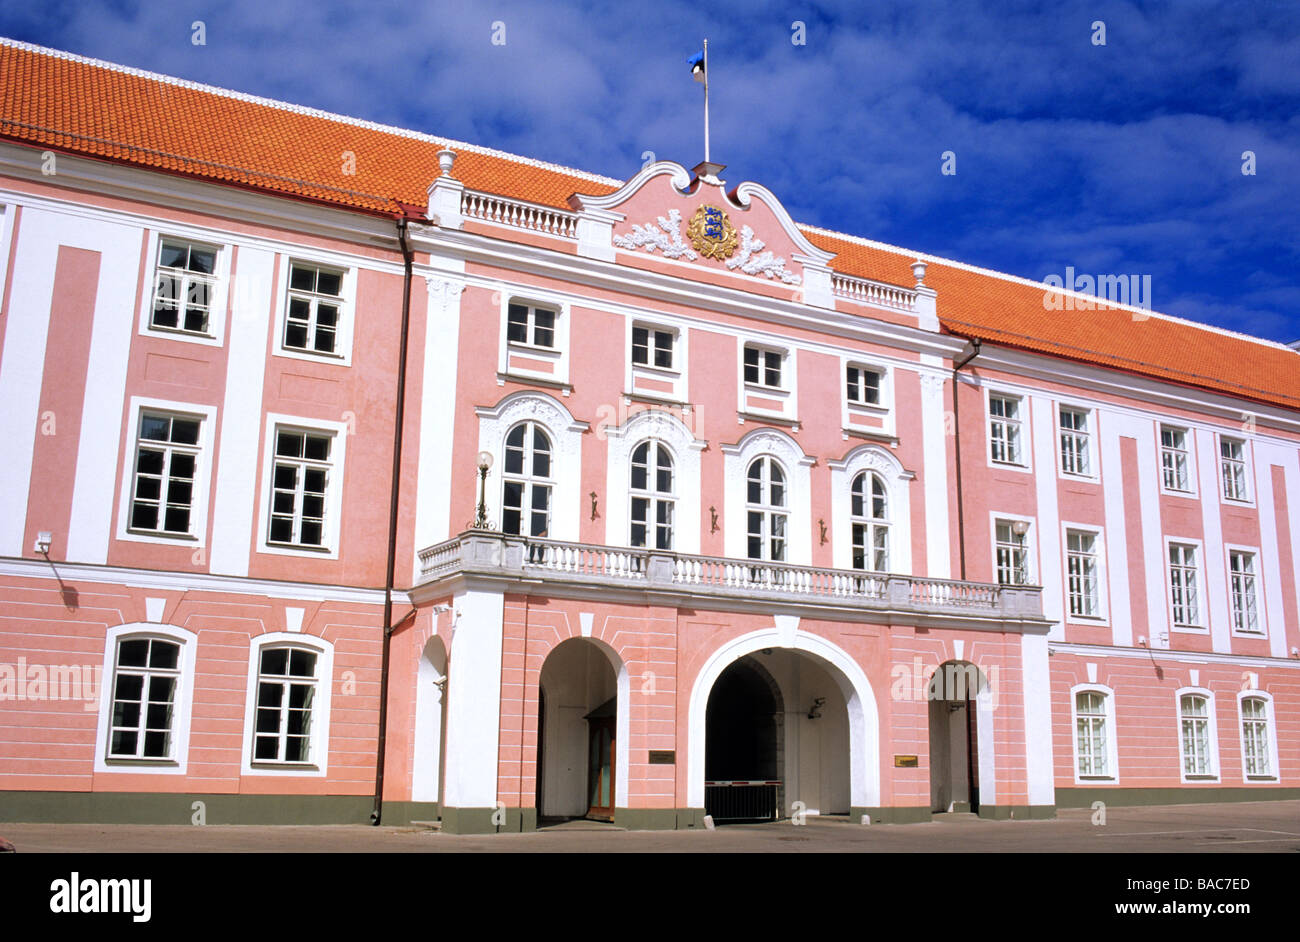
<box><xmin>569</xmin><ymin>161</ymin><xmax>835</xmax><ymax>291</ymax></box>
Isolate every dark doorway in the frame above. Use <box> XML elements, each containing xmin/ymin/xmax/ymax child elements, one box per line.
<box><xmin>705</xmin><ymin>657</ymin><xmax>782</xmax><ymax>822</ymax></box>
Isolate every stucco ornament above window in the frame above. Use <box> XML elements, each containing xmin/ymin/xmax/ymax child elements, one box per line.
<box><xmin>612</xmin><ymin>209</ymin><xmax>698</xmax><ymax>260</ymax></box>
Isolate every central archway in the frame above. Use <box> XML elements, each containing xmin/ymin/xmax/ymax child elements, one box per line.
<box><xmin>689</xmin><ymin>624</ymin><xmax>880</xmax><ymax>815</ymax></box>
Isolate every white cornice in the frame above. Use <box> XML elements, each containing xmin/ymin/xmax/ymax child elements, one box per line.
<box><xmin>1049</xmin><ymin>641</ymin><xmax>1300</xmax><ymax>671</ymax></box>
<box><xmin>0</xmin><ymin>556</ymin><xmax>407</xmax><ymax>606</ymax></box>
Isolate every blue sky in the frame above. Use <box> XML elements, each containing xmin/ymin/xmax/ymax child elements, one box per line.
<box><xmin>4</xmin><ymin>0</ymin><xmax>1298</xmax><ymax>344</ymax></box>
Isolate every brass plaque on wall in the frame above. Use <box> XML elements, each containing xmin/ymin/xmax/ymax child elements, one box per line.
<box><xmin>894</xmin><ymin>755</ymin><xmax>919</xmax><ymax>767</ymax></box>
<box><xmin>648</xmin><ymin>750</ymin><xmax>676</xmax><ymax>765</ymax></box>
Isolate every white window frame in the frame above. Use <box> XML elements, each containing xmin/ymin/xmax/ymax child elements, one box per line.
<box><xmin>496</xmin><ymin>289</ymin><xmax>571</xmax><ymax>387</ymax></box>
<box><xmin>628</xmin><ymin>439</ymin><xmax>677</xmax><ymax>551</ymax></box>
<box><xmin>625</xmin><ymin>319</ymin><xmax>688</xmax><ymax>403</ymax></box>
<box><xmin>1165</xmin><ymin>537</ymin><xmax>1206</xmax><ymax>632</ymax></box>
<box><xmin>1225</xmin><ymin>544</ymin><xmax>1265</xmax><ymax>637</ymax></box>
<box><xmin>241</xmin><ymin>632</ymin><xmax>333</xmax><ymax>776</ymax></box>
<box><xmin>115</xmin><ymin>398</ymin><xmax>217</xmax><ymax>549</ymax></box>
<box><xmin>94</xmin><ymin>623</ymin><xmax>198</xmax><ymax>775</ymax></box>
<box><xmin>991</xmin><ymin>513</ymin><xmax>1036</xmax><ymax>586</ymax></box>
<box><xmin>1236</xmin><ymin>690</ymin><xmax>1279</xmax><ymax>783</ymax></box>
<box><xmin>500</xmin><ymin>420</ymin><xmax>555</xmax><ymax>539</ymax></box>
<box><xmin>1069</xmin><ymin>684</ymin><xmax>1119</xmax><ymax>783</ymax></box>
<box><xmin>1217</xmin><ymin>434</ymin><xmax>1252</xmax><ymax>504</ymax></box>
<box><xmin>272</xmin><ymin>254</ymin><xmax>357</xmax><ymax>366</ymax></box>
<box><xmin>721</xmin><ymin>429</ymin><xmax>814</xmax><ymax>565</ymax></box>
<box><xmin>255</xmin><ymin>413</ymin><xmax>349</xmax><ymax>559</ymax></box>
<box><xmin>828</xmin><ymin>445</ymin><xmax>913</xmax><ymax>574</ymax></box>
<box><xmin>1158</xmin><ymin>424</ymin><xmax>1196</xmax><ymax>496</ymax></box>
<box><xmin>840</xmin><ymin>358</ymin><xmax>895</xmax><ymax>438</ymax></box>
<box><xmin>986</xmin><ymin>390</ymin><xmax>1030</xmax><ymax>471</ymax></box>
<box><xmin>1057</xmin><ymin>404</ymin><xmax>1096</xmax><ymax>479</ymax></box>
<box><xmin>737</xmin><ymin>340</ymin><xmax>799</xmax><ymax>423</ymax></box>
<box><xmin>849</xmin><ymin>470</ymin><xmax>891</xmax><ymax>572</ymax></box>
<box><xmin>136</xmin><ymin>230</ymin><xmax>231</xmax><ymax>348</ymax></box>
<box><xmin>1175</xmin><ymin>687</ymin><xmax>1219</xmax><ymax>782</ymax></box>
<box><xmin>1062</xmin><ymin>524</ymin><xmax>1108</xmax><ymax>623</ymax></box>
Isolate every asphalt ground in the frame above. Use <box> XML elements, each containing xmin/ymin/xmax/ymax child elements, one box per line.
<box><xmin>3</xmin><ymin>799</ymin><xmax>1298</xmax><ymax>853</ymax></box>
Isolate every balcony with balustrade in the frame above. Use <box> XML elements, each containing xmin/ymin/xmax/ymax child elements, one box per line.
<box><xmin>415</xmin><ymin>532</ymin><xmax>1049</xmax><ymax>632</ymax></box>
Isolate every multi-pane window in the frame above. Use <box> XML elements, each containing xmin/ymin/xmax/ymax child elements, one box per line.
<box><xmin>502</xmin><ymin>422</ymin><xmax>552</xmax><ymax>537</ymax></box>
<box><xmin>994</xmin><ymin>520</ymin><xmax>1029</xmax><ymax>585</ymax></box>
<box><xmin>1059</xmin><ymin>407</ymin><xmax>1092</xmax><ymax>476</ymax></box>
<box><xmin>850</xmin><ymin>472</ymin><xmax>889</xmax><ymax>571</ymax></box>
<box><xmin>253</xmin><ymin>646</ymin><xmax>318</xmax><ymax>763</ymax></box>
<box><xmin>108</xmin><ymin>638</ymin><xmax>180</xmax><ymax>759</ymax></box>
<box><xmin>284</xmin><ymin>262</ymin><xmax>345</xmax><ymax>355</ymax></box>
<box><xmin>743</xmin><ymin>346</ymin><xmax>783</xmax><ymax>389</ymax></box>
<box><xmin>1220</xmin><ymin>437</ymin><xmax>1248</xmax><ymax>501</ymax></box>
<box><xmin>632</xmin><ymin>326</ymin><xmax>674</xmax><ymax>370</ymax></box>
<box><xmin>746</xmin><ymin>456</ymin><xmax>787</xmax><ymax>562</ymax></box>
<box><xmin>630</xmin><ymin>441</ymin><xmax>674</xmax><ymax>550</ymax></box>
<box><xmin>1066</xmin><ymin>530</ymin><xmax>1100</xmax><ymax>617</ymax></box>
<box><xmin>1075</xmin><ymin>691</ymin><xmax>1110</xmax><ymax>778</ymax></box>
<box><xmin>1160</xmin><ymin>426</ymin><xmax>1190</xmax><ymax>491</ymax></box>
<box><xmin>506</xmin><ymin>303</ymin><xmax>557</xmax><ymax>348</ymax></box>
<box><xmin>151</xmin><ymin>239</ymin><xmax>217</xmax><ymax>335</ymax></box>
<box><xmin>988</xmin><ymin>394</ymin><xmax>1024</xmax><ymax>465</ymax></box>
<box><xmin>846</xmin><ymin>365</ymin><xmax>882</xmax><ymax>405</ymax></box>
<box><xmin>129</xmin><ymin>412</ymin><xmax>201</xmax><ymax>536</ymax></box>
<box><xmin>1229</xmin><ymin>551</ymin><xmax>1260</xmax><ymax>633</ymax></box>
<box><xmin>1240</xmin><ymin>697</ymin><xmax>1272</xmax><ymax>778</ymax></box>
<box><xmin>269</xmin><ymin>429</ymin><xmax>333</xmax><ymax>548</ymax></box>
<box><xmin>1168</xmin><ymin>543</ymin><xmax>1200</xmax><ymax>627</ymax></box>
<box><xmin>1179</xmin><ymin>694</ymin><xmax>1214</xmax><ymax>777</ymax></box>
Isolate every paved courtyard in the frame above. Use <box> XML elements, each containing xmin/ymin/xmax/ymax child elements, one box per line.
<box><xmin>3</xmin><ymin>800</ymin><xmax>1298</xmax><ymax>853</ymax></box>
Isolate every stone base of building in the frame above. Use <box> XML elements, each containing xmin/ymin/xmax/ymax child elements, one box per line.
<box><xmin>0</xmin><ymin>791</ymin><xmax>373</xmax><ymax>825</ymax></box>
<box><xmin>1056</xmin><ymin>787</ymin><xmax>1300</xmax><ymax>807</ymax></box>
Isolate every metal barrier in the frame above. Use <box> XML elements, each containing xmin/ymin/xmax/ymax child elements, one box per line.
<box><xmin>704</xmin><ymin>780</ymin><xmax>781</xmax><ymax>822</ymax></box>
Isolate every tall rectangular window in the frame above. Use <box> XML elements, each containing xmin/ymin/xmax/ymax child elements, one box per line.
<box><xmin>1075</xmin><ymin>691</ymin><xmax>1110</xmax><ymax>777</ymax></box>
<box><xmin>253</xmin><ymin>646</ymin><xmax>318</xmax><ymax>763</ymax></box>
<box><xmin>284</xmin><ymin>262</ymin><xmax>345</xmax><ymax>354</ymax></box>
<box><xmin>1220</xmin><ymin>437</ymin><xmax>1248</xmax><ymax>501</ymax></box>
<box><xmin>507</xmin><ymin>302</ymin><xmax>557</xmax><ymax>348</ymax></box>
<box><xmin>994</xmin><ymin>520</ymin><xmax>1029</xmax><ymax>585</ymax></box>
<box><xmin>632</xmin><ymin>326</ymin><xmax>674</xmax><ymax>369</ymax></box>
<box><xmin>989</xmin><ymin>394</ymin><xmax>1024</xmax><ymax>465</ymax></box>
<box><xmin>1229</xmin><ymin>551</ymin><xmax>1260</xmax><ymax>633</ymax></box>
<box><xmin>1160</xmin><ymin>426</ymin><xmax>1190</xmax><ymax>491</ymax></box>
<box><xmin>1240</xmin><ymin>697</ymin><xmax>1272</xmax><ymax>778</ymax></box>
<box><xmin>1168</xmin><ymin>543</ymin><xmax>1200</xmax><ymax>627</ymax></box>
<box><xmin>129</xmin><ymin>412</ymin><xmax>201</xmax><ymax>536</ymax></box>
<box><xmin>1179</xmin><ymin>694</ymin><xmax>1214</xmax><ymax>777</ymax></box>
<box><xmin>846</xmin><ymin>365</ymin><xmax>882</xmax><ymax>405</ymax></box>
<box><xmin>1059</xmin><ymin>407</ymin><xmax>1091</xmax><ymax>475</ymax></box>
<box><xmin>1066</xmin><ymin>530</ymin><xmax>1100</xmax><ymax>617</ymax></box>
<box><xmin>269</xmin><ymin>429</ymin><xmax>333</xmax><ymax>548</ymax></box>
<box><xmin>108</xmin><ymin>638</ymin><xmax>180</xmax><ymax>760</ymax></box>
<box><xmin>151</xmin><ymin>239</ymin><xmax>218</xmax><ymax>335</ymax></box>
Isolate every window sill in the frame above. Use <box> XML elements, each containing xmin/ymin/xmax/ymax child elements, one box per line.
<box><xmin>622</xmin><ymin>390</ymin><xmax>690</xmax><ymax>409</ymax></box>
<box><xmin>1244</xmin><ymin>775</ymin><xmax>1278</xmax><ymax>783</ymax></box>
<box><xmin>147</xmin><ymin>325</ymin><xmax>218</xmax><ymax>341</ymax></box>
<box><xmin>631</xmin><ymin>361</ymin><xmax>680</xmax><ymax>378</ymax></box>
<box><xmin>104</xmin><ymin>757</ymin><xmax>180</xmax><ymax>768</ymax></box>
<box><xmin>743</xmin><ymin>381</ymin><xmax>787</xmax><ymax>395</ymax></box>
<box><xmin>508</xmin><ymin>340</ymin><xmax>561</xmax><ymax>356</ymax></box>
<box><xmin>264</xmin><ymin>540</ymin><xmax>332</xmax><ymax>553</ymax></box>
<box><xmin>737</xmin><ymin>409</ymin><xmax>800</xmax><ymax>431</ymax></box>
<box><xmin>841</xmin><ymin>427</ymin><xmax>899</xmax><ymax>445</ymax></box>
<box><xmin>125</xmin><ymin>528</ymin><xmax>199</xmax><ymax>543</ymax></box>
<box><xmin>250</xmin><ymin>761</ymin><xmax>321</xmax><ymax>773</ymax></box>
<box><xmin>496</xmin><ymin>371</ymin><xmax>573</xmax><ymax>395</ymax></box>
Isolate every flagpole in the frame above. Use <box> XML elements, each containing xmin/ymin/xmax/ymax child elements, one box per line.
<box><xmin>702</xmin><ymin>38</ymin><xmax>710</xmax><ymax>165</ymax></box>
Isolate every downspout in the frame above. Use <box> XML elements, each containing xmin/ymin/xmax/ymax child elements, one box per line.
<box><xmin>371</xmin><ymin>214</ymin><xmax>417</xmax><ymax>825</ymax></box>
<box><xmin>951</xmin><ymin>337</ymin><xmax>981</xmax><ymax>581</ymax></box>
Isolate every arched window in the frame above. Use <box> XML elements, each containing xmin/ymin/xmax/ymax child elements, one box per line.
<box><xmin>502</xmin><ymin>422</ymin><xmax>553</xmax><ymax>537</ymax></box>
<box><xmin>850</xmin><ymin>471</ymin><xmax>889</xmax><ymax>571</ymax></box>
<box><xmin>254</xmin><ymin>644</ymin><xmax>320</xmax><ymax>763</ymax></box>
<box><xmin>1179</xmin><ymin>693</ymin><xmax>1215</xmax><ymax>778</ymax></box>
<box><xmin>746</xmin><ymin>456</ymin><xmax>787</xmax><ymax>562</ymax></box>
<box><xmin>1240</xmin><ymin>696</ymin><xmax>1273</xmax><ymax>779</ymax></box>
<box><xmin>107</xmin><ymin>636</ymin><xmax>182</xmax><ymax>760</ymax></box>
<box><xmin>630</xmin><ymin>441</ymin><xmax>675</xmax><ymax>550</ymax></box>
<box><xmin>1074</xmin><ymin>690</ymin><xmax>1109</xmax><ymax>777</ymax></box>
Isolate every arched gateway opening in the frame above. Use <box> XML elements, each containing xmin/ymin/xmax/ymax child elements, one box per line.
<box><xmin>537</xmin><ymin>638</ymin><xmax>621</xmax><ymax>822</ymax></box>
<box><xmin>704</xmin><ymin>649</ymin><xmax>852</xmax><ymax>823</ymax></box>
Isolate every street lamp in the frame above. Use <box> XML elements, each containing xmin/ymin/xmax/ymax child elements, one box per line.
<box><xmin>473</xmin><ymin>451</ymin><xmax>494</xmax><ymax>529</ymax></box>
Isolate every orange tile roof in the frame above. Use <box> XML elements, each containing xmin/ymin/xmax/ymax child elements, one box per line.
<box><xmin>2</xmin><ymin>38</ymin><xmax>1296</xmax><ymax>411</ymax></box>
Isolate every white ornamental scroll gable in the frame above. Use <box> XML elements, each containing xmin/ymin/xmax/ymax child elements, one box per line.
<box><xmin>612</xmin><ymin>209</ymin><xmax>698</xmax><ymax>260</ymax></box>
<box><xmin>726</xmin><ymin>226</ymin><xmax>801</xmax><ymax>284</ymax></box>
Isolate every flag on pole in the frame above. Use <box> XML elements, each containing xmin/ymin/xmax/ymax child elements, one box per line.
<box><xmin>689</xmin><ymin>51</ymin><xmax>705</xmax><ymax>83</ymax></box>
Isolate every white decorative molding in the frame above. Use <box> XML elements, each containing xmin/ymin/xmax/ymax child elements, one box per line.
<box><xmin>603</xmin><ymin>408</ymin><xmax>707</xmax><ymax>555</ymax></box>
<box><xmin>726</xmin><ymin>225</ymin><xmax>801</xmax><ymax>285</ymax></box>
<box><xmin>425</xmin><ymin>275</ymin><xmax>466</xmax><ymax>307</ymax></box>
<box><xmin>613</xmin><ymin>208</ymin><xmax>698</xmax><ymax>260</ymax></box>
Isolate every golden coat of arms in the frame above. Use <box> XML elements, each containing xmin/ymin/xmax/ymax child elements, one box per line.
<box><xmin>687</xmin><ymin>204</ymin><xmax>738</xmax><ymax>260</ymax></box>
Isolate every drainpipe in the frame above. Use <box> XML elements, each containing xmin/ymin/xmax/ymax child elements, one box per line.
<box><xmin>371</xmin><ymin>213</ymin><xmax>417</xmax><ymax>825</ymax></box>
<box><xmin>951</xmin><ymin>337</ymin><xmax>981</xmax><ymax>581</ymax></box>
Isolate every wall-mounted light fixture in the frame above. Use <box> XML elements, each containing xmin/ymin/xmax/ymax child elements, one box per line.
<box><xmin>807</xmin><ymin>697</ymin><xmax>825</xmax><ymax>719</ymax></box>
<box><xmin>709</xmin><ymin>506</ymin><xmax>719</xmax><ymax>534</ymax></box>
<box><xmin>590</xmin><ymin>491</ymin><xmax>599</xmax><ymax>521</ymax></box>
<box><xmin>473</xmin><ymin>451</ymin><xmax>493</xmax><ymax>529</ymax></box>
<box><xmin>33</xmin><ymin>531</ymin><xmax>52</xmax><ymax>555</ymax></box>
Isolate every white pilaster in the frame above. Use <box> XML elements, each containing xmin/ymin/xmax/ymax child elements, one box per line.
<box><xmin>442</xmin><ymin>587</ymin><xmax>505</xmax><ymax>811</ymax></box>
<box><xmin>1020</xmin><ymin>632</ymin><xmax>1055</xmax><ymax>807</ymax></box>
<box><xmin>1195</xmin><ymin>428</ymin><xmax>1231</xmax><ymax>653</ymax></box>
<box><xmin>1100</xmin><ymin>415</ymin><xmax>1134</xmax><ymax>646</ymax></box>
<box><xmin>919</xmin><ymin>363</ymin><xmax>950</xmax><ymax>578</ymax></box>
<box><xmin>1030</xmin><ymin>394</ymin><xmax>1063</xmax><ymax>640</ymax></box>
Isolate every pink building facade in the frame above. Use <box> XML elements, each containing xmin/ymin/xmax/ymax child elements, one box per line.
<box><xmin>0</xmin><ymin>41</ymin><xmax>1297</xmax><ymax>832</ymax></box>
